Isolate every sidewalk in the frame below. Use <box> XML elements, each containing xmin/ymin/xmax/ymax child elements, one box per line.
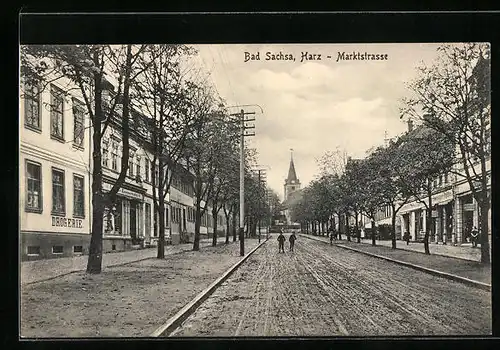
<box><xmin>21</xmin><ymin>238</ymin><xmax>215</xmax><ymax>285</ymax></box>
<box><xmin>359</xmin><ymin>238</ymin><xmax>481</xmax><ymax>262</ymax></box>
<box><xmin>21</xmin><ymin>238</ymin><xmax>262</xmax><ymax>337</ymax></box>
<box><xmin>301</xmin><ymin>234</ymin><xmax>491</xmax><ymax>285</ymax></box>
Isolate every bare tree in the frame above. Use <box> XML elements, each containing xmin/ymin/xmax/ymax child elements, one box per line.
<box><xmin>133</xmin><ymin>44</ymin><xmax>197</xmax><ymax>258</ymax></box>
<box><xmin>21</xmin><ymin>44</ymin><xmax>148</xmax><ymax>273</ymax></box>
<box><xmin>401</xmin><ymin>43</ymin><xmax>491</xmax><ymax>264</ymax></box>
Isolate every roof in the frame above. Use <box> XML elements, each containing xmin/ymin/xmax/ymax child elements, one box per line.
<box><xmin>285</xmin><ymin>157</ymin><xmax>299</xmax><ymax>184</ymax></box>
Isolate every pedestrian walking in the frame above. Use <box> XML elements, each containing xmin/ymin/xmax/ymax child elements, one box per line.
<box><xmin>277</xmin><ymin>231</ymin><xmax>286</xmax><ymax>253</ymax></box>
<box><xmin>289</xmin><ymin>232</ymin><xmax>297</xmax><ymax>252</ymax></box>
<box><xmin>329</xmin><ymin>228</ymin><xmax>335</xmax><ymax>245</ymax></box>
<box><xmin>470</xmin><ymin>226</ymin><xmax>479</xmax><ymax>248</ymax></box>
<box><xmin>403</xmin><ymin>231</ymin><xmax>410</xmax><ymax>245</ymax></box>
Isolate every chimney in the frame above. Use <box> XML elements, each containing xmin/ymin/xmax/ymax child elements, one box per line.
<box><xmin>407</xmin><ymin>120</ymin><xmax>414</xmax><ymax>133</ymax></box>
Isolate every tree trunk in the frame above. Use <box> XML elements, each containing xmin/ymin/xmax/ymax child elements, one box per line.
<box><xmin>193</xmin><ymin>202</ymin><xmax>202</xmax><ymax>251</ymax></box>
<box><xmin>224</xmin><ymin>207</ymin><xmax>231</xmax><ymax>244</ymax></box>
<box><xmin>345</xmin><ymin>213</ymin><xmax>351</xmax><ymax>242</ymax></box>
<box><xmin>86</xmin><ymin>64</ymin><xmax>105</xmax><ymax>274</ymax></box>
<box><xmin>232</xmin><ymin>211</ymin><xmax>237</xmax><ymax>242</ymax></box>
<box><xmin>371</xmin><ymin>218</ymin><xmax>376</xmax><ymax>246</ymax></box>
<box><xmin>355</xmin><ymin>211</ymin><xmax>360</xmax><ymax>243</ymax></box>
<box><xmin>157</xmin><ymin>199</ymin><xmax>165</xmax><ymax>258</ymax></box>
<box><xmin>391</xmin><ymin>209</ymin><xmax>397</xmax><ymax>250</ymax></box>
<box><xmin>87</xmin><ymin>192</ymin><xmax>105</xmax><ymax>274</ymax></box>
<box><xmin>479</xmin><ymin>196</ymin><xmax>490</xmax><ymax>264</ymax></box>
<box><xmin>157</xmin><ymin>164</ymin><xmax>165</xmax><ymax>258</ymax></box>
<box><xmin>212</xmin><ymin>207</ymin><xmax>218</xmax><ymax>247</ymax></box>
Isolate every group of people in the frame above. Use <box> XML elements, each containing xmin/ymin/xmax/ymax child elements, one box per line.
<box><xmin>276</xmin><ymin>230</ymin><xmax>297</xmax><ymax>253</ymax></box>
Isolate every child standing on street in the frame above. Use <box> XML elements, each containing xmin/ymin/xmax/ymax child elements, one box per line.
<box><xmin>277</xmin><ymin>231</ymin><xmax>286</xmax><ymax>253</ymax></box>
<box><xmin>289</xmin><ymin>233</ymin><xmax>297</xmax><ymax>252</ymax></box>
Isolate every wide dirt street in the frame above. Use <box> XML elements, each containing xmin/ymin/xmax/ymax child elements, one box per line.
<box><xmin>171</xmin><ymin>234</ymin><xmax>491</xmax><ymax>337</ymax></box>
<box><xmin>21</xmin><ymin>240</ymin><xmax>259</xmax><ymax>338</ymax></box>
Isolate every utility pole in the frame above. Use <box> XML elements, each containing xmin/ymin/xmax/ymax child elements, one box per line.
<box><xmin>230</xmin><ymin>109</ymin><xmax>255</xmax><ymax>256</ymax></box>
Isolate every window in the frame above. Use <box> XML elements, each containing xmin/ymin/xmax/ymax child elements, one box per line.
<box><xmin>52</xmin><ymin>168</ymin><xmax>65</xmax><ymax>215</ymax></box>
<box><xmin>144</xmin><ymin>159</ymin><xmax>150</xmax><ymax>182</ymax></box>
<box><xmin>73</xmin><ymin>99</ymin><xmax>85</xmax><ymax>148</ymax></box>
<box><xmin>50</xmin><ymin>85</ymin><xmax>64</xmax><ymax>140</ymax></box>
<box><xmin>111</xmin><ymin>142</ymin><xmax>118</xmax><ymax>171</ymax></box>
<box><xmin>154</xmin><ymin>165</ymin><xmax>159</xmax><ymax>186</ymax></box>
<box><xmin>73</xmin><ymin>245</ymin><xmax>83</xmax><ymax>253</ymax></box>
<box><xmin>52</xmin><ymin>245</ymin><xmax>63</xmax><ymax>254</ymax></box>
<box><xmin>444</xmin><ymin>173</ymin><xmax>449</xmax><ymax>184</ymax></box>
<box><xmin>24</xmin><ymin>81</ymin><xmax>41</xmax><ymax>130</ymax></box>
<box><xmin>136</xmin><ymin>156</ymin><xmax>141</xmax><ymax>180</ymax></box>
<box><xmin>128</xmin><ymin>156</ymin><xmax>134</xmax><ymax>177</ymax></box>
<box><xmin>27</xmin><ymin>246</ymin><xmax>40</xmax><ymax>256</ymax></box>
<box><xmin>26</xmin><ymin>161</ymin><xmax>42</xmax><ymax>212</ymax></box>
<box><xmin>438</xmin><ymin>175</ymin><xmax>443</xmax><ymax>186</ymax></box>
<box><xmin>73</xmin><ymin>175</ymin><xmax>85</xmax><ymax>218</ymax></box>
<box><xmin>102</xmin><ymin>143</ymin><xmax>109</xmax><ymax>168</ymax></box>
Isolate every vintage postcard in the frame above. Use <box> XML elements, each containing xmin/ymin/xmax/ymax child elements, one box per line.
<box><xmin>19</xmin><ymin>42</ymin><xmax>491</xmax><ymax>337</ymax></box>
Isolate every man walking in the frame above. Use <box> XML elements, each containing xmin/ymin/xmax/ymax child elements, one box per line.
<box><xmin>277</xmin><ymin>230</ymin><xmax>286</xmax><ymax>253</ymax></box>
<box><xmin>289</xmin><ymin>232</ymin><xmax>297</xmax><ymax>252</ymax></box>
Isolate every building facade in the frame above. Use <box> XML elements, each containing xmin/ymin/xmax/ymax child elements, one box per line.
<box><xmin>20</xmin><ymin>71</ymin><xmax>229</xmax><ymax>260</ymax></box>
<box><xmin>20</xmin><ymin>77</ymin><xmax>93</xmax><ymax>260</ymax></box>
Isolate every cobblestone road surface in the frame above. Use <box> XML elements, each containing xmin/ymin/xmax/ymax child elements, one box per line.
<box><xmin>171</xmin><ymin>235</ymin><xmax>491</xmax><ymax>337</ymax></box>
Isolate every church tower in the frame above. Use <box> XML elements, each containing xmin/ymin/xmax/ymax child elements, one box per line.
<box><xmin>284</xmin><ymin>149</ymin><xmax>301</xmax><ymax>201</ymax></box>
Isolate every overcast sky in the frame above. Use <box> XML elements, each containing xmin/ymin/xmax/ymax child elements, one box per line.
<box><xmin>188</xmin><ymin>44</ymin><xmax>443</xmax><ymax>200</ymax></box>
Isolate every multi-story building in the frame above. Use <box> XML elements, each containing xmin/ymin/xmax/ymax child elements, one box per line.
<box><xmin>20</xmin><ymin>76</ymin><xmax>93</xmax><ymax>260</ymax></box>
<box><xmin>20</xmin><ymin>67</ymin><xmax>229</xmax><ymax>260</ymax></box>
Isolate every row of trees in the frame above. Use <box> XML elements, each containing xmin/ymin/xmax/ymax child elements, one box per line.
<box><xmin>20</xmin><ymin>44</ymin><xmax>278</xmax><ymax>274</ymax></box>
<box><xmin>291</xmin><ymin>43</ymin><xmax>491</xmax><ymax>264</ymax></box>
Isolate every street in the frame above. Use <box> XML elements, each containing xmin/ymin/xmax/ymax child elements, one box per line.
<box><xmin>171</xmin><ymin>234</ymin><xmax>491</xmax><ymax>336</ymax></box>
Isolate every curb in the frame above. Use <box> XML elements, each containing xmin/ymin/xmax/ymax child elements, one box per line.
<box><xmin>150</xmin><ymin>239</ymin><xmax>268</xmax><ymax>337</ymax></box>
<box><xmin>300</xmin><ymin>234</ymin><xmax>491</xmax><ymax>291</ymax></box>
<box><xmin>358</xmin><ymin>240</ymin><xmax>480</xmax><ymax>263</ymax></box>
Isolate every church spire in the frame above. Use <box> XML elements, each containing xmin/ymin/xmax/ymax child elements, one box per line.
<box><xmin>286</xmin><ymin>148</ymin><xmax>298</xmax><ymax>184</ymax></box>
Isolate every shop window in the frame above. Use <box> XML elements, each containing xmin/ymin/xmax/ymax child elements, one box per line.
<box><xmin>52</xmin><ymin>168</ymin><xmax>65</xmax><ymax>215</ymax></box>
<box><xmin>52</xmin><ymin>245</ymin><xmax>64</xmax><ymax>254</ymax></box>
<box><xmin>73</xmin><ymin>98</ymin><xmax>85</xmax><ymax>148</ymax></box>
<box><xmin>73</xmin><ymin>245</ymin><xmax>83</xmax><ymax>253</ymax></box>
<box><xmin>50</xmin><ymin>84</ymin><xmax>64</xmax><ymax>141</ymax></box>
<box><xmin>26</xmin><ymin>161</ymin><xmax>42</xmax><ymax>212</ymax></box>
<box><xmin>24</xmin><ymin>80</ymin><xmax>41</xmax><ymax>131</ymax></box>
<box><xmin>73</xmin><ymin>174</ymin><xmax>85</xmax><ymax>218</ymax></box>
<box><xmin>27</xmin><ymin>246</ymin><xmax>40</xmax><ymax>256</ymax></box>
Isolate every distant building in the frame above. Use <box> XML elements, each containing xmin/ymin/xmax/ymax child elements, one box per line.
<box><xmin>281</xmin><ymin>150</ymin><xmax>302</xmax><ymax>225</ymax></box>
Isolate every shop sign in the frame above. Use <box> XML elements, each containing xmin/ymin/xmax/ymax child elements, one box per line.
<box><xmin>463</xmin><ymin>203</ymin><xmax>475</xmax><ymax>211</ymax></box>
<box><xmin>52</xmin><ymin>216</ymin><xmax>84</xmax><ymax>228</ymax></box>
<box><xmin>103</xmin><ymin>183</ymin><xmax>143</xmax><ymax>200</ymax></box>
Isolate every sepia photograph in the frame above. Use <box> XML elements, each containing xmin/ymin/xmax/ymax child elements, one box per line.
<box><xmin>19</xmin><ymin>42</ymin><xmax>491</xmax><ymax>338</ymax></box>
